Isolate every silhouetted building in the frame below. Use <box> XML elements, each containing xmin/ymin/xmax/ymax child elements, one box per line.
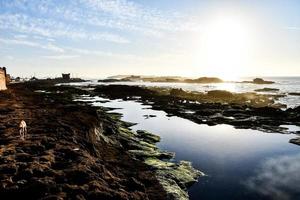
<box><xmin>62</xmin><ymin>73</ymin><xmax>70</xmax><ymax>80</ymax></box>
<box><xmin>30</xmin><ymin>76</ymin><xmax>38</xmax><ymax>81</ymax></box>
<box><xmin>0</xmin><ymin>67</ymin><xmax>7</xmax><ymax>90</ymax></box>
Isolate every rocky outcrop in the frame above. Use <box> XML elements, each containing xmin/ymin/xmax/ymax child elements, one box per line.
<box><xmin>99</xmin><ymin>76</ymin><xmax>224</xmax><ymax>84</ymax></box>
<box><xmin>288</xmin><ymin>92</ymin><xmax>300</xmax><ymax>96</ymax></box>
<box><xmin>243</xmin><ymin>78</ymin><xmax>275</xmax><ymax>84</ymax></box>
<box><xmin>0</xmin><ymin>82</ymin><xmax>166</xmax><ymax>199</ymax></box>
<box><xmin>0</xmin><ymin>68</ymin><xmax>7</xmax><ymax>90</ymax></box>
<box><xmin>93</xmin><ymin>85</ymin><xmax>300</xmax><ymax>133</ymax></box>
<box><xmin>0</xmin><ymin>80</ymin><xmax>203</xmax><ymax>200</ymax></box>
<box><xmin>184</xmin><ymin>77</ymin><xmax>223</xmax><ymax>83</ymax></box>
<box><xmin>254</xmin><ymin>88</ymin><xmax>279</xmax><ymax>92</ymax></box>
<box><xmin>290</xmin><ymin>137</ymin><xmax>300</xmax><ymax>146</ymax></box>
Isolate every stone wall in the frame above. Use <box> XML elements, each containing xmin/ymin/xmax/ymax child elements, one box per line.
<box><xmin>0</xmin><ymin>69</ymin><xmax>7</xmax><ymax>90</ymax></box>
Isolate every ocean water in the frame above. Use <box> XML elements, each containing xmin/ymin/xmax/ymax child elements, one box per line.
<box><xmin>65</xmin><ymin>77</ymin><xmax>300</xmax><ymax>108</ymax></box>
<box><xmin>75</xmin><ymin>95</ymin><xmax>300</xmax><ymax>200</ymax></box>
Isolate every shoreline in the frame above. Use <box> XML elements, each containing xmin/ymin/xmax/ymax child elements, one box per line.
<box><xmin>0</xmin><ymin>80</ymin><xmax>202</xmax><ymax>200</ymax></box>
<box><xmin>92</xmin><ymin>85</ymin><xmax>300</xmax><ymax>134</ymax></box>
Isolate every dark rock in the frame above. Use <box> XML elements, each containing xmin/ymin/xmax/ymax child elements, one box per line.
<box><xmin>254</xmin><ymin>88</ymin><xmax>280</xmax><ymax>92</ymax></box>
<box><xmin>290</xmin><ymin>137</ymin><xmax>300</xmax><ymax>146</ymax></box>
<box><xmin>243</xmin><ymin>78</ymin><xmax>275</xmax><ymax>84</ymax></box>
<box><xmin>207</xmin><ymin>90</ymin><xmax>234</xmax><ymax>98</ymax></box>
<box><xmin>288</xmin><ymin>92</ymin><xmax>300</xmax><ymax>96</ymax></box>
<box><xmin>184</xmin><ymin>77</ymin><xmax>223</xmax><ymax>83</ymax></box>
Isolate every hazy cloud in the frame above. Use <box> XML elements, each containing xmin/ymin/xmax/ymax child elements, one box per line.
<box><xmin>285</xmin><ymin>26</ymin><xmax>300</xmax><ymax>31</ymax></box>
<box><xmin>0</xmin><ymin>14</ymin><xmax>130</xmax><ymax>43</ymax></box>
<box><xmin>244</xmin><ymin>153</ymin><xmax>300</xmax><ymax>200</ymax></box>
<box><xmin>0</xmin><ymin>0</ymin><xmax>200</xmax><ymax>40</ymax></box>
<box><xmin>0</xmin><ymin>38</ymin><xmax>64</xmax><ymax>53</ymax></box>
<box><xmin>43</xmin><ymin>55</ymin><xmax>80</xmax><ymax>60</ymax></box>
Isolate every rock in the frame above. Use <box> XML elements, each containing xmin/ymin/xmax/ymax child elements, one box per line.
<box><xmin>129</xmin><ymin>149</ymin><xmax>175</xmax><ymax>160</ymax></box>
<box><xmin>136</xmin><ymin>130</ymin><xmax>161</xmax><ymax>143</ymax></box>
<box><xmin>149</xmin><ymin>160</ymin><xmax>204</xmax><ymax>200</ymax></box>
<box><xmin>170</xmin><ymin>88</ymin><xmax>188</xmax><ymax>96</ymax></box>
<box><xmin>0</xmin><ymin>164</ymin><xmax>17</xmax><ymax>175</ymax></box>
<box><xmin>98</xmin><ymin>79</ymin><xmax>124</xmax><ymax>83</ymax></box>
<box><xmin>157</xmin><ymin>178</ymin><xmax>188</xmax><ymax>200</ymax></box>
<box><xmin>290</xmin><ymin>137</ymin><xmax>300</xmax><ymax>146</ymax></box>
<box><xmin>254</xmin><ymin>88</ymin><xmax>279</xmax><ymax>92</ymax></box>
<box><xmin>184</xmin><ymin>77</ymin><xmax>223</xmax><ymax>83</ymax></box>
<box><xmin>243</xmin><ymin>78</ymin><xmax>275</xmax><ymax>84</ymax></box>
<box><xmin>144</xmin><ymin>158</ymin><xmax>176</xmax><ymax>169</ymax></box>
<box><xmin>143</xmin><ymin>114</ymin><xmax>156</xmax><ymax>119</ymax></box>
<box><xmin>207</xmin><ymin>90</ymin><xmax>234</xmax><ymax>98</ymax></box>
<box><xmin>288</xmin><ymin>92</ymin><xmax>300</xmax><ymax>96</ymax></box>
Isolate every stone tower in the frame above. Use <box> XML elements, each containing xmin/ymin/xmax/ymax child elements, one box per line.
<box><xmin>0</xmin><ymin>67</ymin><xmax>7</xmax><ymax>90</ymax></box>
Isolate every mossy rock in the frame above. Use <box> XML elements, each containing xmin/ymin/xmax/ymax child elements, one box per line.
<box><xmin>157</xmin><ymin>177</ymin><xmax>189</xmax><ymax>200</ymax></box>
<box><xmin>144</xmin><ymin>158</ymin><xmax>176</xmax><ymax>169</ymax></box>
<box><xmin>136</xmin><ymin>130</ymin><xmax>161</xmax><ymax>143</ymax></box>
<box><xmin>158</xmin><ymin>161</ymin><xmax>204</xmax><ymax>188</ymax></box>
<box><xmin>129</xmin><ymin>149</ymin><xmax>174</xmax><ymax>160</ymax></box>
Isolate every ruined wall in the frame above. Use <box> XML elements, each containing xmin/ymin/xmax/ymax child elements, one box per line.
<box><xmin>0</xmin><ymin>69</ymin><xmax>7</xmax><ymax>90</ymax></box>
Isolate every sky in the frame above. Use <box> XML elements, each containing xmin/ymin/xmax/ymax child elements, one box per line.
<box><xmin>0</xmin><ymin>0</ymin><xmax>300</xmax><ymax>79</ymax></box>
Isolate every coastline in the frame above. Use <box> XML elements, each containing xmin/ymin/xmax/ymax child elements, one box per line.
<box><xmin>92</xmin><ymin>85</ymin><xmax>300</xmax><ymax>134</ymax></box>
<box><xmin>0</xmin><ymin>80</ymin><xmax>202</xmax><ymax>200</ymax></box>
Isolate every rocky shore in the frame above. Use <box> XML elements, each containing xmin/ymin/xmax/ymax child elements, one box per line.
<box><xmin>92</xmin><ymin>85</ymin><xmax>300</xmax><ymax>134</ymax></box>
<box><xmin>0</xmin><ymin>80</ymin><xmax>202</xmax><ymax>200</ymax></box>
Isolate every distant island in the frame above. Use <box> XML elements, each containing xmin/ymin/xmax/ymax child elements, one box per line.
<box><xmin>99</xmin><ymin>75</ymin><xmax>276</xmax><ymax>85</ymax></box>
<box><xmin>99</xmin><ymin>75</ymin><xmax>224</xmax><ymax>83</ymax></box>
<box><xmin>241</xmin><ymin>78</ymin><xmax>275</xmax><ymax>84</ymax></box>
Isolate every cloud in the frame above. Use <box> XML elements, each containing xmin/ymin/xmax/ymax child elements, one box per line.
<box><xmin>5</xmin><ymin>55</ymin><xmax>14</xmax><ymax>60</ymax></box>
<box><xmin>0</xmin><ymin>0</ymin><xmax>201</xmax><ymax>41</ymax></box>
<box><xmin>0</xmin><ymin>14</ymin><xmax>130</xmax><ymax>44</ymax></box>
<box><xmin>286</xmin><ymin>26</ymin><xmax>300</xmax><ymax>31</ymax></box>
<box><xmin>0</xmin><ymin>38</ymin><xmax>64</xmax><ymax>53</ymax></box>
<box><xmin>244</xmin><ymin>153</ymin><xmax>300</xmax><ymax>200</ymax></box>
<box><xmin>43</xmin><ymin>55</ymin><xmax>80</xmax><ymax>60</ymax></box>
<box><xmin>14</xmin><ymin>34</ymin><xmax>28</xmax><ymax>39</ymax></box>
<box><xmin>66</xmin><ymin>47</ymin><xmax>147</xmax><ymax>61</ymax></box>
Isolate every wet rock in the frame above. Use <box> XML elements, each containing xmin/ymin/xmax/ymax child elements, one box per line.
<box><xmin>243</xmin><ymin>78</ymin><xmax>275</xmax><ymax>84</ymax></box>
<box><xmin>288</xmin><ymin>92</ymin><xmax>300</xmax><ymax>96</ymax></box>
<box><xmin>136</xmin><ymin>130</ymin><xmax>161</xmax><ymax>143</ymax></box>
<box><xmin>207</xmin><ymin>90</ymin><xmax>234</xmax><ymax>98</ymax></box>
<box><xmin>290</xmin><ymin>137</ymin><xmax>300</xmax><ymax>146</ymax></box>
<box><xmin>0</xmin><ymin>164</ymin><xmax>17</xmax><ymax>175</ymax></box>
<box><xmin>143</xmin><ymin>114</ymin><xmax>156</xmax><ymax>119</ymax></box>
<box><xmin>184</xmin><ymin>77</ymin><xmax>223</xmax><ymax>83</ymax></box>
<box><xmin>144</xmin><ymin>158</ymin><xmax>176</xmax><ymax>169</ymax></box>
<box><xmin>254</xmin><ymin>88</ymin><xmax>279</xmax><ymax>92</ymax></box>
<box><xmin>129</xmin><ymin>149</ymin><xmax>175</xmax><ymax>160</ymax></box>
<box><xmin>149</xmin><ymin>160</ymin><xmax>204</xmax><ymax>200</ymax></box>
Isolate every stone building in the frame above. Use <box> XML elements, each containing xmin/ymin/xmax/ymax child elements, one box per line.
<box><xmin>0</xmin><ymin>67</ymin><xmax>7</xmax><ymax>90</ymax></box>
<box><xmin>62</xmin><ymin>73</ymin><xmax>70</xmax><ymax>80</ymax></box>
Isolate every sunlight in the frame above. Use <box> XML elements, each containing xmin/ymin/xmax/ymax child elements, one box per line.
<box><xmin>215</xmin><ymin>82</ymin><xmax>237</xmax><ymax>92</ymax></box>
<box><xmin>200</xmin><ymin>16</ymin><xmax>253</xmax><ymax>81</ymax></box>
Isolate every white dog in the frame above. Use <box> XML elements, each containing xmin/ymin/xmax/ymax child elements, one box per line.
<box><xmin>19</xmin><ymin>120</ymin><xmax>27</xmax><ymax>140</ymax></box>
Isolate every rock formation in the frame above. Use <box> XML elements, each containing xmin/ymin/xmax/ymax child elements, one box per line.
<box><xmin>0</xmin><ymin>67</ymin><xmax>7</xmax><ymax>90</ymax></box>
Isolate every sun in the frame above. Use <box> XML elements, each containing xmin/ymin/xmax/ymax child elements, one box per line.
<box><xmin>198</xmin><ymin>16</ymin><xmax>253</xmax><ymax>81</ymax></box>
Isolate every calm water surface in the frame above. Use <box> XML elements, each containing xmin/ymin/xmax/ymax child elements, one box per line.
<box><xmin>75</xmin><ymin>95</ymin><xmax>300</xmax><ymax>200</ymax></box>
